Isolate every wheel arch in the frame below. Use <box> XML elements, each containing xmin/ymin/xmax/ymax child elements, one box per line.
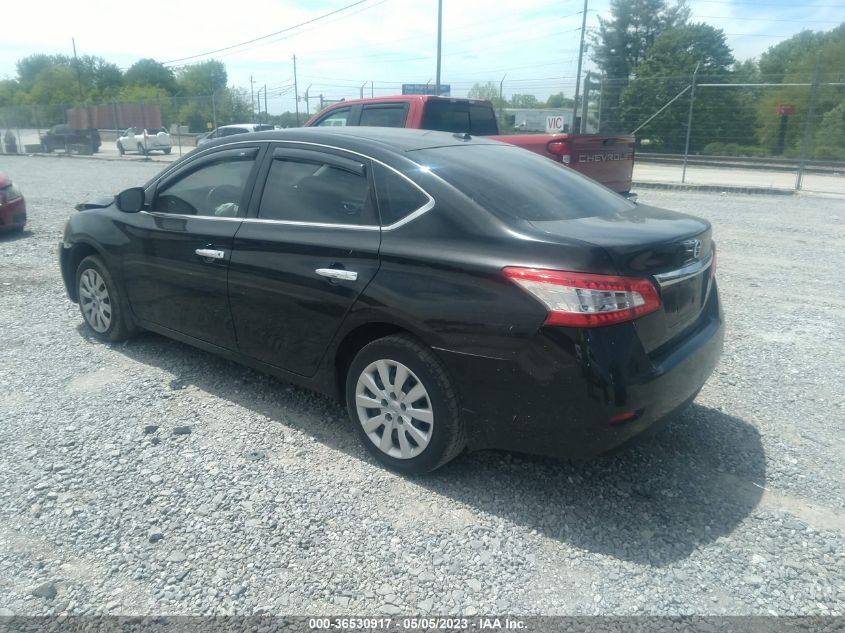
<box><xmin>63</xmin><ymin>241</ymin><xmax>107</xmax><ymax>302</ymax></box>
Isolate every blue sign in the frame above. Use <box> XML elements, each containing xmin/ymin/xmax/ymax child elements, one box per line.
<box><xmin>402</xmin><ymin>84</ymin><xmax>451</xmax><ymax>96</ymax></box>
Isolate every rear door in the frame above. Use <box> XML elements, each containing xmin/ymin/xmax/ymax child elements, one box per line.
<box><xmin>119</xmin><ymin>144</ymin><xmax>264</xmax><ymax>349</ymax></box>
<box><xmin>228</xmin><ymin>145</ymin><xmax>381</xmax><ymax>376</ymax></box>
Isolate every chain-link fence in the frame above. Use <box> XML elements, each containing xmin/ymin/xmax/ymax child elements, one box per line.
<box><xmin>1</xmin><ymin>78</ymin><xmax>843</xmax><ymax>194</ymax></box>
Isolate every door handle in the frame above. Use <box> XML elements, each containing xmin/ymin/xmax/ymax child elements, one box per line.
<box><xmin>195</xmin><ymin>248</ymin><xmax>225</xmax><ymax>260</ymax></box>
<box><xmin>316</xmin><ymin>268</ymin><xmax>358</xmax><ymax>282</ymax></box>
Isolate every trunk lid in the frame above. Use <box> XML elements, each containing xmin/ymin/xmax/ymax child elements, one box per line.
<box><xmin>526</xmin><ymin>204</ymin><xmax>714</xmax><ymax>350</ymax></box>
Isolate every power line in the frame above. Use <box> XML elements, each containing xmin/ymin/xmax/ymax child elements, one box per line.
<box><xmin>162</xmin><ymin>0</ymin><xmax>377</xmax><ymax>65</ymax></box>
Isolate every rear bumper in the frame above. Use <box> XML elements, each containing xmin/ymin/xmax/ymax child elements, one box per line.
<box><xmin>0</xmin><ymin>197</ymin><xmax>26</xmax><ymax>230</ymax></box>
<box><xmin>436</xmin><ymin>285</ymin><xmax>724</xmax><ymax>459</ymax></box>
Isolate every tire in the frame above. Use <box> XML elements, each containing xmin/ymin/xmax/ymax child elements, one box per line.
<box><xmin>163</xmin><ymin>148</ymin><xmax>172</xmax><ymax>155</ymax></box>
<box><xmin>117</xmin><ymin>142</ymin><xmax>125</xmax><ymax>156</ymax></box>
<box><xmin>345</xmin><ymin>334</ymin><xmax>466</xmax><ymax>474</ymax></box>
<box><xmin>137</xmin><ymin>143</ymin><xmax>147</xmax><ymax>156</ymax></box>
<box><xmin>75</xmin><ymin>255</ymin><xmax>139</xmax><ymax>342</ymax></box>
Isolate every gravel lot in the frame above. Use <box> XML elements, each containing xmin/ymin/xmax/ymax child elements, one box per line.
<box><xmin>0</xmin><ymin>154</ymin><xmax>843</xmax><ymax>617</ymax></box>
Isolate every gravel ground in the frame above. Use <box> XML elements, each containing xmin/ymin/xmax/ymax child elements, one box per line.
<box><xmin>0</xmin><ymin>154</ymin><xmax>843</xmax><ymax>617</ymax></box>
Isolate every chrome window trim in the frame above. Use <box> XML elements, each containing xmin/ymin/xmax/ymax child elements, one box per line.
<box><xmin>140</xmin><ymin>210</ymin><xmax>244</xmax><ymax>222</ymax></box>
<box><xmin>151</xmin><ymin>139</ymin><xmax>436</xmax><ymax>231</ymax></box>
<box><xmin>654</xmin><ymin>253</ymin><xmax>714</xmax><ymax>287</ymax></box>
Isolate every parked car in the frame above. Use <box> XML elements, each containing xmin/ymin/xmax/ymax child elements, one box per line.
<box><xmin>196</xmin><ymin>123</ymin><xmax>274</xmax><ymax>146</ymax></box>
<box><xmin>40</xmin><ymin>125</ymin><xmax>101</xmax><ymax>153</ymax></box>
<box><xmin>0</xmin><ymin>172</ymin><xmax>26</xmax><ymax>233</ymax></box>
<box><xmin>59</xmin><ymin>127</ymin><xmax>722</xmax><ymax>474</ymax></box>
<box><xmin>304</xmin><ymin>96</ymin><xmax>636</xmax><ymax>196</ymax></box>
<box><xmin>117</xmin><ymin>127</ymin><xmax>172</xmax><ymax>155</ymax></box>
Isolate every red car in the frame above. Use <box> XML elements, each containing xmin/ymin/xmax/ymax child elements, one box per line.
<box><xmin>0</xmin><ymin>173</ymin><xmax>26</xmax><ymax>233</ymax></box>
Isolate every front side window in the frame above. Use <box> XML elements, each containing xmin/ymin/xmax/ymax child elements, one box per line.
<box><xmin>152</xmin><ymin>154</ymin><xmax>255</xmax><ymax>217</ymax></box>
<box><xmin>315</xmin><ymin>108</ymin><xmax>351</xmax><ymax>127</ymax></box>
<box><xmin>258</xmin><ymin>157</ymin><xmax>373</xmax><ymax>226</ymax></box>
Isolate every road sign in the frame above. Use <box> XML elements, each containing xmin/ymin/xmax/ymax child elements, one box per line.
<box><xmin>776</xmin><ymin>104</ymin><xmax>796</xmax><ymax>116</ymax></box>
<box><xmin>546</xmin><ymin>115</ymin><xmax>565</xmax><ymax>133</ymax></box>
<box><xmin>402</xmin><ymin>84</ymin><xmax>451</xmax><ymax>96</ymax></box>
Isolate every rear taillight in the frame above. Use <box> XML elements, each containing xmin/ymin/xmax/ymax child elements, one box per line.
<box><xmin>547</xmin><ymin>140</ymin><xmax>571</xmax><ymax>165</ymax></box>
<box><xmin>503</xmin><ymin>267</ymin><xmax>661</xmax><ymax>328</ymax></box>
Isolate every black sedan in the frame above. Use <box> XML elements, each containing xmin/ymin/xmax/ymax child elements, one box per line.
<box><xmin>59</xmin><ymin>127</ymin><xmax>723</xmax><ymax>474</ymax></box>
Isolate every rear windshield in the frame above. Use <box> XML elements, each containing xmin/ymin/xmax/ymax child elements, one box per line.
<box><xmin>254</xmin><ymin>124</ymin><xmax>274</xmax><ymax>132</ymax></box>
<box><xmin>410</xmin><ymin>145</ymin><xmax>634</xmax><ymax>221</ymax></box>
<box><xmin>220</xmin><ymin>127</ymin><xmax>249</xmax><ymax>136</ymax></box>
<box><xmin>421</xmin><ymin>101</ymin><xmax>498</xmax><ymax>136</ymax></box>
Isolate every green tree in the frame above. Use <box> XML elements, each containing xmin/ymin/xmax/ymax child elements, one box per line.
<box><xmin>591</xmin><ymin>0</ymin><xmax>690</xmax><ymax>132</ymax></box>
<box><xmin>546</xmin><ymin>92</ymin><xmax>574</xmax><ymax>108</ymax></box>
<box><xmin>124</xmin><ymin>59</ymin><xmax>176</xmax><ymax>94</ymax></box>
<box><xmin>510</xmin><ymin>94</ymin><xmax>539</xmax><ymax>108</ymax></box>
<box><xmin>754</xmin><ymin>25</ymin><xmax>845</xmax><ymax>156</ymax></box>
<box><xmin>620</xmin><ymin>23</ymin><xmax>743</xmax><ymax>151</ymax></box>
<box><xmin>176</xmin><ymin>60</ymin><xmax>227</xmax><ymax>97</ymax></box>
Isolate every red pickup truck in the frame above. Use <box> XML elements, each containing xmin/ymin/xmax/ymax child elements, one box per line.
<box><xmin>303</xmin><ymin>95</ymin><xmax>635</xmax><ymax>195</ymax></box>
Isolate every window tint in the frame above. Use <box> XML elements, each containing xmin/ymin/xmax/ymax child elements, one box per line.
<box><xmin>360</xmin><ymin>105</ymin><xmax>407</xmax><ymax>128</ymax></box>
<box><xmin>259</xmin><ymin>158</ymin><xmax>372</xmax><ymax>225</ymax></box>
<box><xmin>254</xmin><ymin>124</ymin><xmax>274</xmax><ymax>132</ymax></box>
<box><xmin>316</xmin><ymin>108</ymin><xmax>351</xmax><ymax>127</ymax></box>
<box><xmin>373</xmin><ymin>164</ymin><xmax>429</xmax><ymax>225</ymax></box>
<box><xmin>220</xmin><ymin>127</ymin><xmax>249</xmax><ymax>137</ymax></box>
<box><xmin>152</xmin><ymin>154</ymin><xmax>255</xmax><ymax>217</ymax></box>
<box><xmin>412</xmin><ymin>145</ymin><xmax>633</xmax><ymax>221</ymax></box>
<box><xmin>421</xmin><ymin>101</ymin><xmax>499</xmax><ymax>136</ymax></box>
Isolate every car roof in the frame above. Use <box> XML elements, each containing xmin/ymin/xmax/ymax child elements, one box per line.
<box><xmin>200</xmin><ymin>126</ymin><xmax>503</xmax><ymax>156</ymax></box>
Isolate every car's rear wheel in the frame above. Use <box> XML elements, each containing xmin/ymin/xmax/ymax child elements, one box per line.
<box><xmin>117</xmin><ymin>142</ymin><xmax>125</xmax><ymax>155</ymax></box>
<box><xmin>75</xmin><ymin>255</ymin><xmax>138</xmax><ymax>342</ymax></box>
<box><xmin>164</xmin><ymin>148</ymin><xmax>172</xmax><ymax>155</ymax></box>
<box><xmin>345</xmin><ymin>334</ymin><xmax>465</xmax><ymax>474</ymax></box>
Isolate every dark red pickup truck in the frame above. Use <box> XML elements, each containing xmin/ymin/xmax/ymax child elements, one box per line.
<box><xmin>303</xmin><ymin>95</ymin><xmax>635</xmax><ymax>195</ymax></box>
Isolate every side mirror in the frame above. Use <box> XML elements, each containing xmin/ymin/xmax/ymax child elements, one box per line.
<box><xmin>115</xmin><ymin>187</ymin><xmax>145</xmax><ymax>213</ymax></box>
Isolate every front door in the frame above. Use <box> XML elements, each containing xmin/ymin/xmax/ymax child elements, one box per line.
<box><xmin>228</xmin><ymin>145</ymin><xmax>381</xmax><ymax>376</ymax></box>
<box><xmin>119</xmin><ymin>144</ymin><xmax>264</xmax><ymax>350</ymax></box>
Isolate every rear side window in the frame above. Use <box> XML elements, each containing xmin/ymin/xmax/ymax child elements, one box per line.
<box><xmin>373</xmin><ymin>164</ymin><xmax>430</xmax><ymax>225</ymax></box>
<box><xmin>411</xmin><ymin>145</ymin><xmax>633</xmax><ymax>221</ymax></box>
<box><xmin>315</xmin><ymin>108</ymin><xmax>351</xmax><ymax>127</ymax></box>
<box><xmin>220</xmin><ymin>127</ymin><xmax>249</xmax><ymax>137</ymax></box>
<box><xmin>421</xmin><ymin>101</ymin><xmax>498</xmax><ymax>136</ymax></box>
<box><xmin>360</xmin><ymin>105</ymin><xmax>407</xmax><ymax>128</ymax></box>
<box><xmin>258</xmin><ymin>158</ymin><xmax>374</xmax><ymax>226</ymax></box>
<box><xmin>254</xmin><ymin>124</ymin><xmax>274</xmax><ymax>132</ymax></box>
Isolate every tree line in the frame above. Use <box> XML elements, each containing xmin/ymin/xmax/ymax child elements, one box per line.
<box><xmin>0</xmin><ymin>57</ymin><xmax>253</xmax><ymax>133</ymax></box>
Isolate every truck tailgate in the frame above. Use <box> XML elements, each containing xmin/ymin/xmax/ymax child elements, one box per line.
<box><xmin>569</xmin><ymin>135</ymin><xmax>635</xmax><ymax>194</ymax></box>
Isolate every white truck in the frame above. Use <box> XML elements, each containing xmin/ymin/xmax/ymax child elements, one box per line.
<box><xmin>117</xmin><ymin>127</ymin><xmax>172</xmax><ymax>156</ymax></box>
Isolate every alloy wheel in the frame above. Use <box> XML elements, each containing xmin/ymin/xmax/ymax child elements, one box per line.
<box><xmin>79</xmin><ymin>269</ymin><xmax>112</xmax><ymax>333</ymax></box>
<box><xmin>355</xmin><ymin>359</ymin><xmax>434</xmax><ymax>459</ymax></box>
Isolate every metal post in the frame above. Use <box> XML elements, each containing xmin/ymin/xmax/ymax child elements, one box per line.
<box><xmin>681</xmin><ymin>62</ymin><xmax>700</xmax><ymax>184</ymax></box>
<box><xmin>597</xmin><ymin>73</ymin><xmax>604</xmax><ymax>131</ymax></box>
<box><xmin>177</xmin><ymin>111</ymin><xmax>182</xmax><ymax>157</ymax></box>
<box><xmin>571</xmin><ymin>0</ymin><xmax>588</xmax><ymax>133</ymax></box>
<box><xmin>319</xmin><ymin>94</ymin><xmax>324</xmax><ymax>110</ymax></box>
<box><xmin>305</xmin><ymin>85</ymin><xmax>312</xmax><ymax>116</ymax></box>
<box><xmin>264</xmin><ymin>84</ymin><xmax>268</xmax><ymax>122</ymax></box>
<box><xmin>360</xmin><ymin>81</ymin><xmax>367</xmax><ymax>100</ymax></box>
<box><xmin>580</xmin><ymin>71</ymin><xmax>591</xmax><ymax>133</ymax></box>
<box><xmin>293</xmin><ymin>55</ymin><xmax>300</xmax><ymax>125</ymax></box>
<box><xmin>72</xmin><ymin>38</ymin><xmax>84</xmax><ymax>102</ymax></box>
<box><xmin>211</xmin><ymin>90</ymin><xmax>217</xmax><ymax>131</ymax></box>
<box><xmin>795</xmin><ymin>52</ymin><xmax>822</xmax><ymax>191</ymax></box>
<box><xmin>435</xmin><ymin>0</ymin><xmax>443</xmax><ymax>95</ymax></box>
<box><xmin>371</xmin><ymin>81</ymin><xmax>374</xmax><ymax>97</ymax></box>
<box><xmin>250</xmin><ymin>75</ymin><xmax>255</xmax><ymax>122</ymax></box>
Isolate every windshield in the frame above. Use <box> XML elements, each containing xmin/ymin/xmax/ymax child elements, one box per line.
<box><xmin>411</xmin><ymin>144</ymin><xmax>635</xmax><ymax>221</ymax></box>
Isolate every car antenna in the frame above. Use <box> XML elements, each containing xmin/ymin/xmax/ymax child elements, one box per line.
<box><xmin>453</xmin><ymin>132</ymin><xmax>472</xmax><ymax>141</ymax></box>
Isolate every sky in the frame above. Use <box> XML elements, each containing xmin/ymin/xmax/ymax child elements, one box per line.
<box><xmin>1</xmin><ymin>0</ymin><xmax>842</xmax><ymax>114</ymax></box>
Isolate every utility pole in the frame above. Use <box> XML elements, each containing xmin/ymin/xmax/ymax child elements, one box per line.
<box><xmin>371</xmin><ymin>81</ymin><xmax>374</xmax><ymax>97</ymax></box>
<box><xmin>263</xmin><ymin>84</ymin><xmax>268</xmax><ymax>123</ymax></box>
<box><xmin>293</xmin><ymin>55</ymin><xmax>300</xmax><ymax>125</ymax></box>
<box><xmin>499</xmin><ymin>74</ymin><xmax>507</xmax><ymax>101</ymax></box>
<box><xmin>304</xmin><ymin>85</ymin><xmax>312</xmax><ymax>116</ymax></box>
<box><xmin>211</xmin><ymin>89</ymin><xmax>217</xmax><ymax>131</ymax></box>
<box><xmin>571</xmin><ymin>0</ymin><xmax>588</xmax><ymax>133</ymax></box>
<box><xmin>580</xmin><ymin>71</ymin><xmax>591</xmax><ymax>133</ymax></box>
<box><xmin>681</xmin><ymin>62</ymin><xmax>700</xmax><ymax>184</ymax></box>
<box><xmin>435</xmin><ymin>0</ymin><xmax>443</xmax><ymax>95</ymax></box>
<box><xmin>71</xmin><ymin>38</ymin><xmax>84</xmax><ymax>102</ymax></box>
<box><xmin>250</xmin><ymin>75</ymin><xmax>255</xmax><ymax>122</ymax></box>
